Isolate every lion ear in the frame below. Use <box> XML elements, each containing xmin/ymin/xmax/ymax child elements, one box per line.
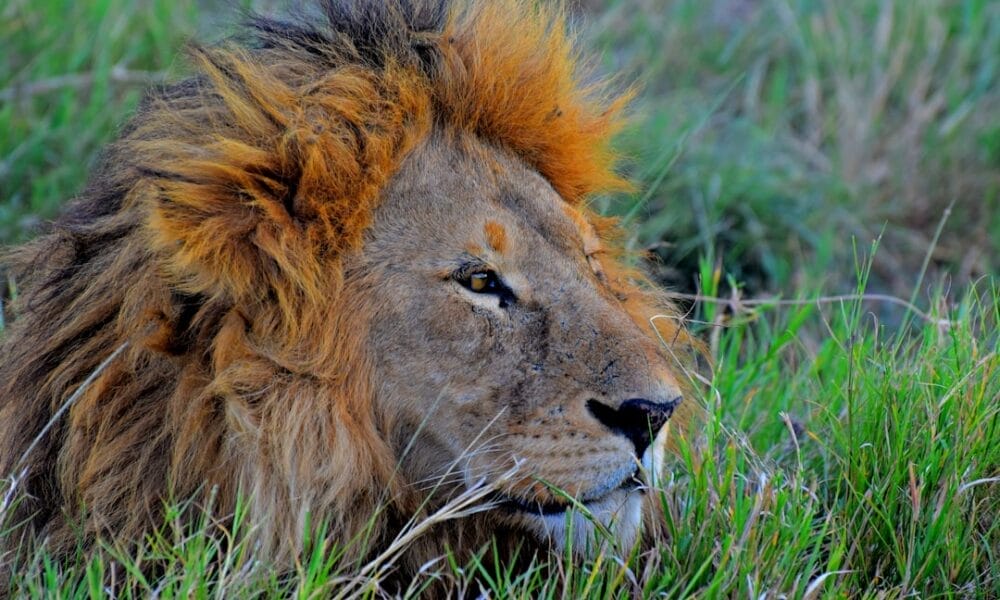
<box><xmin>139</xmin><ymin>47</ymin><xmax>430</xmax><ymax>314</ymax></box>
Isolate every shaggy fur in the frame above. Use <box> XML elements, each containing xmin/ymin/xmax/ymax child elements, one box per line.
<box><xmin>0</xmin><ymin>0</ymin><xmax>696</xmax><ymax>576</ymax></box>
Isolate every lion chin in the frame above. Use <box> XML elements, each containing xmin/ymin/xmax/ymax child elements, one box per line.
<box><xmin>519</xmin><ymin>484</ymin><xmax>645</xmax><ymax>557</ymax></box>
<box><xmin>0</xmin><ymin>0</ymin><xmax>695</xmax><ymax>577</ymax></box>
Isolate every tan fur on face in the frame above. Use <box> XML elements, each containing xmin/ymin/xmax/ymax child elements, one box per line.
<box><xmin>0</xmin><ymin>0</ymin><xmax>697</xmax><ymax>575</ymax></box>
<box><xmin>363</xmin><ymin>135</ymin><xmax>693</xmax><ymax>563</ymax></box>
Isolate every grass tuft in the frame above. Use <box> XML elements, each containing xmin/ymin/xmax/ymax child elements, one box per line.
<box><xmin>3</xmin><ymin>274</ymin><xmax>996</xmax><ymax>597</ymax></box>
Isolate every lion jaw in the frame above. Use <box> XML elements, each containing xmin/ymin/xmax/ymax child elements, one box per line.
<box><xmin>520</xmin><ymin>487</ymin><xmax>645</xmax><ymax>558</ymax></box>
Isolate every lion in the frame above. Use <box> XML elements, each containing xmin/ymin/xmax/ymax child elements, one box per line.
<box><xmin>0</xmin><ymin>0</ymin><xmax>695</xmax><ymax>579</ymax></box>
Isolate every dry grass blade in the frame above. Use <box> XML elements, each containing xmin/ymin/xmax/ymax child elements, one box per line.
<box><xmin>330</xmin><ymin>461</ymin><xmax>523</xmax><ymax>599</ymax></box>
<box><xmin>665</xmin><ymin>292</ymin><xmax>954</xmax><ymax>327</ymax></box>
<box><xmin>0</xmin><ymin>66</ymin><xmax>166</xmax><ymax>102</ymax></box>
<box><xmin>803</xmin><ymin>570</ymin><xmax>854</xmax><ymax>599</ymax></box>
<box><xmin>2</xmin><ymin>342</ymin><xmax>129</xmax><ymax>566</ymax></box>
<box><xmin>13</xmin><ymin>342</ymin><xmax>129</xmax><ymax>472</ymax></box>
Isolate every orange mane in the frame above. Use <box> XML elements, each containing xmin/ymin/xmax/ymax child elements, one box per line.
<box><xmin>144</xmin><ymin>0</ymin><xmax>630</xmax><ymax>338</ymax></box>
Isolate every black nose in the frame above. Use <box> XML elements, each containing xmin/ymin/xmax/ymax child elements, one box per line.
<box><xmin>586</xmin><ymin>397</ymin><xmax>680</xmax><ymax>456</ymax></box>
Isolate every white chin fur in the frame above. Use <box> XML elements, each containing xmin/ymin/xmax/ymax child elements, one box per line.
<box><xmin>526</xmin><ymin>488</ymin><xmax>643</xmax><ymax>558</ymax></box>
<box><xmin>517</xmin><ymin>423</ymin><xmax>671</xmax><ymax>557</ymax></box>
<box><xmin>642</xmin><ymin>421</ymin><xmax>671</xmax><ymax>487</ymax></box>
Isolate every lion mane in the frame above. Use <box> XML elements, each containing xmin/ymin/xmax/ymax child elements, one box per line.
<box><xmin>0</xmin><ymin>0</ymin><xmax>693</xmax><ymax>572</ymax></box>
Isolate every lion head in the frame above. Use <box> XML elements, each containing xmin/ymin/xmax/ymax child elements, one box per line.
<box><xmin>0</xmin><ymin>0</ymin><xmax>694</xmax><ymax>573</ymax></box>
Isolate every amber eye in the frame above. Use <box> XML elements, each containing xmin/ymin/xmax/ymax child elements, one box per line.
<box><xmin>465</xmin><ymin>270</ymin><xmax>500</xmax><ymax>293</ymax></box>
<box><xmin>453</xmin><ymin>263</ymin><xmax>516</xmax><ymax>307</ymax></box>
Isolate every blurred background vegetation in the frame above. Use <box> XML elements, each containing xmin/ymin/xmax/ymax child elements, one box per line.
<box><xmin>1</xmin><ymin>0</ymin><xmax>998</xmax><ymax>300</ymax></box>
<box><xmin>591</xmin><ymin>0</ymin><xmax>999</xmax><ymax>304</ymax></box>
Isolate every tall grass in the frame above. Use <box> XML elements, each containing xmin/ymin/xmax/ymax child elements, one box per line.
<box><xmin>1</xmin><ymin>0</ymin><xmax>998</xmax><ymax>597</ymax></box>
<box><xmin>3</xmin><ymin>276</ymin><xmax>996</xmax><ymax>597</ymax></box>
<box><xmin>0</xmin><ymin>0</ymin><xmax>199</xmax><ymax>241</ymax></box>
<box><xmin>591</xmin><ymin>0</ymin><xmax>1000</xmax><ymax>297</ymax></box>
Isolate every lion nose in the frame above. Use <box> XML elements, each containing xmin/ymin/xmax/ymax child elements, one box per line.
<box><xmin>586</xmin><ymin>397</ymin><xmax>680</xmax><ymax>456</ymax></box>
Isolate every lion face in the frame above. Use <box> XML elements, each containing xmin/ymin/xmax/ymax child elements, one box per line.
<box><xmin>358</xmin><ymin>133</ymin><xmax>683</xmax><ymax>554</ymax></box>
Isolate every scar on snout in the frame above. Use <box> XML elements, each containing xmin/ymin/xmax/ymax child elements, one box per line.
<box><xmin>484</xmin><ymin>220</ymin><xmax>508</xmax><ymax>254</ymax></box>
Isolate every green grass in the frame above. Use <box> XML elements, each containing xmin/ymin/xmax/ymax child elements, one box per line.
<box><xmin>2</xmin><ymin>0</ymin><xmax>999</xmax><ymax>597</ymax></box>
<box><xmin>0</xmin><ymin>0</ymin><xmax>201</xmax><ymax>241</ymax></box>
<box><xmin>593</xmin><ymin>0</ymin><xmax>1000</xmax><ymax>297</ymax></box>
<box><xmin>4</xmin><ymin>278</ymin><xmax>997</xmax><ymax>597</ymax></box>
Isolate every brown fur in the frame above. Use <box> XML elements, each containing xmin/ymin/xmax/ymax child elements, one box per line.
<box><xmin>0</xmin><ymin>0</ymin><xmax>696</xmax><ymax>575</ymax></box>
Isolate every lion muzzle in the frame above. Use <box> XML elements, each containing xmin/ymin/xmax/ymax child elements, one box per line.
<box><xmin>585</xmin><ymin>396</ymin><xmax>681</xmax><ymax>457</ymax></box>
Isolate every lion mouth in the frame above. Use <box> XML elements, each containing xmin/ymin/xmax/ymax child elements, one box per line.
<box><xmin>498</xmin><ymin>469</ymin><xmax>643</xmax><ymax>516</ymax></box>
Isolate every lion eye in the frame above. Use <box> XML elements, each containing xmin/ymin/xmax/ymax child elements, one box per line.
<box><xmin>454</xmin><ymin>267</ymin><xmax>516</xmax><ymax>307</ymax></box>
<box><xmin>469</xmin><ymin>272</ymin><xmax>489</xmax><ymax>292</ymax></box>
<box><xmin>465</xmin><ymin>270</ymin><xmax>499</xmax><ymax>294</ymax></box>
